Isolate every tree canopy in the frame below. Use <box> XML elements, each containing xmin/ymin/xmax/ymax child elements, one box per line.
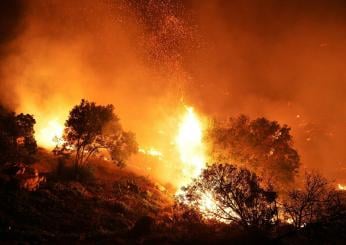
<box><xmin>55</xmin><ymin>99</ymin><xmax>138</xmax><ymax>170</ymax></box>
<box><xmin>0</xmin><ymin>105</ymin><xmax>37</xmax><ymax>164</ymax></box>
<box><xmin>207</xmin><ymin>115</ymin><xmax>300</xmax><ymax>186</ymax></box>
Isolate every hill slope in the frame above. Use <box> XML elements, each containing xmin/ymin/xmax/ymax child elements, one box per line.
<box><xmin>0</xmin><ymin>156</ymin><xmax>174</xmax><ymax>243</ymax></box>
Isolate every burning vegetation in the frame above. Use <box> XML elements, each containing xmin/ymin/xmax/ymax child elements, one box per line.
<box><xmin>1</xmin><ymin>98</ymin><xmax>345</xmax><ymax>243</ymax></box>
<box><xmin>0</xmin><ymin>0</ymin><xmax>346</xmax><ymax>244</ymax></box>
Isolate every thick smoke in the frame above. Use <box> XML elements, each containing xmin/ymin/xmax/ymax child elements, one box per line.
<box><xmin>0</xmin><ymin>0</ymin><xmax>26</xmax><ymax>108</ymax></box>
<box><xmin>184</xmin><ymin>0</ymin><xmax>346</xmax><ymax>181</ymax></box>
<box><xmin>1</xmin><ymin>0</ymin><xmax>193</xmax><ymax>146</ymax></box>
<box><xmin>0</xmin><ymin>0</ymin><xmax>345</xmax><ymax>182</ymax></box>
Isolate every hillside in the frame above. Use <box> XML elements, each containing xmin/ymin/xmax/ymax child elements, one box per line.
<box><xmin>0</xmin><ymin>152</ymin><xmax>174</xmax><ymax>243</ymax></box>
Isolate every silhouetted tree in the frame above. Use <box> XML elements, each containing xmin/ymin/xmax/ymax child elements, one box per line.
<box><xmin>0</xmin><ymin>105</ymin><xmax>37</xmax><ymax>164</ymax></box>
<box><xmin>178</xmin><ymin>163</ymin><xmax>278</xmax><ymax>230</ymax></box>
<box><xmin>55</xmin><ymin>99</ymin><xmax>138</xmax><ymax>173</ymax></box>
<box><xmin>282</xmin><ymin>172</ymin><xmax>345</xmax><ymax>230</ymax></box>
<box><xmin>207</xmin><ymin>115</ymin><xmax>300</xmax><ymax>186</ymax></box>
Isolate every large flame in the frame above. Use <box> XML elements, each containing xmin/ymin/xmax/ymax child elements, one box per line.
<box><xmin>36</xmin><ymin>119</ymin><xmax>64</xmax><ymax>149</ymax></box>
<box><xmin>32</xmin><ymin>103</ymin><xmax>219</xmax><ymax>218</ymax></box>
<box><xmin>175</xmin><ymin>106</ymin><xmax>206</xmax><ymax>186</ymax></box>
<box><xmin>337</xmin><ymin>183</ymin><xmax>346</xmax><ymax>191</ymax></box>
<box><xmin>174</xmin><ymin>106</ymin><xmax>220</xmax><ymax>218</ymax></box>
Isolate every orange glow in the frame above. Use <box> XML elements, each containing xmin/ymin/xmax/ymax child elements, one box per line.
<box><xmin>174</xmin><ymin>106</ymin><xmax>223</xmax><ymax>219</ymax></box>
<box><xmin>175</xmin><ymin>106</ymin><xmax>207</xmax><ymax>187</ymax></box>
<box><xmin>139</xmin><ymin>147</ymin><xmax>163</xmax><ymax>159</ymax></box>
<box><xmin>17</xmin><ymin>99</ymin><xmax>70</xmax><ymax>150</ymax></box>
<box><xmin>0</xmin><ymin>0</ymin><xmax>344</xmax><ymax>196</ymax></box>
<box><xmin>337</xmin><ymin>183</ymin><xmax>346</xmax><ymax>191</ymax></box>
<box><xmin>36</xmin><ymin>119</ymin><xmax>64</xmax><ymax>149</ymax></box>
<box><xmin>198</xmin><ymin>191</ymin><xmax>218</xmax><ymax>215</ymax></box>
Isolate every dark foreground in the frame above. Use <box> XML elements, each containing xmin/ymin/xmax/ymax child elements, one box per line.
<box><xmin>1</xmin><ymin>161</ymin><xmax>345</xmax><ymax>244</ymax></box>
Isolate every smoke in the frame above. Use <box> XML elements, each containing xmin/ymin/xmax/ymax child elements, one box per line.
<box><xmin>183</xmin><ymin>0</ymin><xmax>346</xmax><ymax>181</ymax></box>
<box><xmin>0</xmin><ymin>0</ymin><xmax>345</xmax><ymax>181</ymax></box>
<box><xmin>0</xmin><ymin>0</ymin><xmax>26</xmax><ymax>107</ymax></box>
<box><xmin>1</xmin><ymin>0</ymin><xmax>192</xmax><ymax>145</ymax></box>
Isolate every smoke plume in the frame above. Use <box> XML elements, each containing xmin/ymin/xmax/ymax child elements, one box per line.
<box><xmin>0</xmin><ymin>0</ymin><xmax>345</xmax><ymax>182</ymax></box>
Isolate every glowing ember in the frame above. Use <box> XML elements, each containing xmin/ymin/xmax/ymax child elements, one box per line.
<box><xmin>139</xmin><ymin>147</ymin><xmax>163</xmax><ymax>159</ymax></box>
<box><xmin>337</xmin><ymin>184</ymin><xmax>346</xmax><ymax>191</ymax></box>
<box><xmin>36</xmin><ymin>119</ymin><xmax>64</xmax><ymax>149</ymax></box>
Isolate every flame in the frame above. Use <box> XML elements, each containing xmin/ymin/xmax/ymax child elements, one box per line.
<box><xmin>337</xmin><ymin>183</ymin><xmax>346</xmax><ymax>191</ymax></box>
<box><xmin>139</xmin><ymin>147</ymin><xmax>163</xmax><ymax>159</ymax></box>
<box><xmin>174</xmin><ymin>106</ymin><xmax>223</xmax><ymax>219</ymax></box>
<box><xmin>175</xmin><ymin>106</ymin><xmax>206</xmax><ymax>186</ymax></box>
<box><xmin>36</xmin><ymin>119</ymin><xmax>64</xmax><ymax>149</ymax></box>
<box><xmin>199</xmin><ymin>191</ymin><xmax>218</xmax><ymax>214</ymax></box>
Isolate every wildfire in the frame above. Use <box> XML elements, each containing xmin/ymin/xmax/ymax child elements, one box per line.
<box><xmin>36</xmin><ymin>119</ymin><xmax>64</xmax><ymax>149</ymax></box>
<box><xmin>337</xmin><ymin>184</ymin><xmax>346</xmax><ymax>191</ymax></box>
<box><xmin>139</xmin><ymin>147</ymin><xmax>163</xmax><ymax>159</ymax></box>
<box><xmin>174</xmin><ymin>106</ymin><xmax>222</xmax><ymax>219</ymax></box>
<box><xmin>175</xmin><ymin>106</ymin><xmax>207</xmax><ymax>186</ymax></box>
<box><xmin>198</xmin><ymin>191</ymin><xmax>218</xmax><ymax>215</ymax></box>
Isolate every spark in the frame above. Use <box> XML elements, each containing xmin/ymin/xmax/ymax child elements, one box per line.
<box><xmin>139</xmin><ymin>147</ymin><xmax>163</xmax><ymax>159</ymax></box>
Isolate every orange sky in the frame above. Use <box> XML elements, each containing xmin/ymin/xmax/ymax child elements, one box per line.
<box><xmin>0</xmin><ymin>0</ymin><xmax>345</xmax><ymax>183</ymax></box>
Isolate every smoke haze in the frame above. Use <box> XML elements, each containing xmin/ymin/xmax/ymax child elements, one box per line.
<box><xmin>0</xmin><ymin>0</ymin><xmax>345</xmax><ymax>182</ymax></box>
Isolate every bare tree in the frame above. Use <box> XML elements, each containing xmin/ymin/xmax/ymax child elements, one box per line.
<box><xmin>282</xmin><ymin>172</ymin><xmax>344</xmax><ymax>229</ymax></box>
<box><xmin>178</xmin><ymin>163</ymin><xmax>278</xmax><ymax>230</ymax></box>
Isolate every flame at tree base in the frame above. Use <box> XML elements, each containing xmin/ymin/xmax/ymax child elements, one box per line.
<box><xmin>338</xmin><ymin>184</ymin><xmax>346</xmax><ymax>191</ymax></box>
<box><xmin>36</xmin><ymin>118</ymin><xmax>65</xmax><ymax>149</ymax></box>
<box><xmin>174</xmin><ymin>106</ymin><xmax>221</xmax><ymax>219</ymax></box>
<box><xmin>33</xmin><ymin>103</ymin><xmax>220</xmax><ymax>220</ymax></box>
